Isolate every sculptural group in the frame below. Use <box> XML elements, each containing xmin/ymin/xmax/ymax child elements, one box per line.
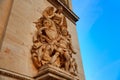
<box><xmin>31</xmin><ymin>6</ymin><xmax>78</xmax><ymax>75</ymax></box>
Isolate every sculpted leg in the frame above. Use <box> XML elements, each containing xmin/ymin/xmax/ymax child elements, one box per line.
<box><xmin>64</xmin><ymin>51</ymin><xmax>71</xmax><ymax>71</ymax></box>
<box><xmin>50</xmin><ymin>52</ymin><xmax>59</xmax><ymax>64</ymax></box>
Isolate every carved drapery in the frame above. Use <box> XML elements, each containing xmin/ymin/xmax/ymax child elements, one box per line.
<box><xmin>31</xmin><ymin>6</ymin><xmax>78</xmax><ymax>76</ymax></box>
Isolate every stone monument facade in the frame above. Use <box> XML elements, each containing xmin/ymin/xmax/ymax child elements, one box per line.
<box><xmin>0</xmin><ymin>0</ymin><xmax>85</xmax><ymax>80</ymax></box>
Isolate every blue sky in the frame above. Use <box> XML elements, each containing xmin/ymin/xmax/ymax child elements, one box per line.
<box><xmin>72</xmin><ymin>0</ymin><xmax>120</xmax><ymax>80</ymax></box>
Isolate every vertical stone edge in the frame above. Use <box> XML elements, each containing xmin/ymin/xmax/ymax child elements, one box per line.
<box><xmin>0</xmin><ymin>0</ymin><xmax>14</xmax><ymax>50</ymax></box>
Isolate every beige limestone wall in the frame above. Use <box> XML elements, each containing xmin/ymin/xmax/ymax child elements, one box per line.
<box><xmin>0</xmin><ymin>0</ymin><xmax>85</xmax><ymax>79</ymax></box>
<box><xmin>0</xmin><ymin>0</ymin><xmax>54</xmax><ymax>77</ymax></box>
<box><xmin>67</xmin><ymin>18</ymin><xmax>85</xmax><ymax>80</ymax></box>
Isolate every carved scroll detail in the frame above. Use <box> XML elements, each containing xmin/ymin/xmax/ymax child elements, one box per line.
<box><xmin>31</xmin><ymin>6</ymin><xmax>78</xmax><ymax>76</ymax></box>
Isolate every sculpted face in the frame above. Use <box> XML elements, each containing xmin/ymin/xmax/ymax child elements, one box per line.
<box><xmin>62</xmin><ymin>29</ymin><xmax>68</xmax><ymax>36</ymax></box>
<box><xmin>43</xmin><ymin>19</ymin><xmax>51</xmax><ymax>27</ymax></box>
<box><xmin>57</xmin><ymin>6</ymin><xmax>63</xmax><ymax>13</ymax></box>
<box><xmin>49</xmin><ymin>7</ymin><xmax>54</xmax><ymax>15</ymax></box>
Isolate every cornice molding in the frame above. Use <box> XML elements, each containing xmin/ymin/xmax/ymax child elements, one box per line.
<box><xmin>47</xmin><ymin>0</ymin><xmax>79</xmax><ymax>24</ymax></box>
<box><xmin>34</xmin><ymin>64</ymin><xmax>79</xmax><ymax>80</ymax></box>
<box><xmin>0</xmin><ymin>68</ymin><xmax>33</xmax><ymax>80</ymax></box>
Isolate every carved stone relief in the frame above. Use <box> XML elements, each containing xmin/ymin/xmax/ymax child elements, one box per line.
<box><xmin>31</xmin><ymin>6</ymin><xmax>78</xmax><ymax>76</ymax></box>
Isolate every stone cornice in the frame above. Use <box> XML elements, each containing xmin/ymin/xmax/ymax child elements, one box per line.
<box><xmin>47</xmin><ymin>0</ymin><xmax>79</xmax><ymax>24</ymax></box>
<box><xmin>34</xmin><ymin>65</ymin><xmax>79</xmax><ymax>80</ymax></box>
<box><xmin>0</xmin><ymin>68</ymin><xmax>33</xmax><ymax>80</ymax></box>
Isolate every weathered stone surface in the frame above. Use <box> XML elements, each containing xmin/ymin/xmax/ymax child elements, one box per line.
<box><xmin>0</xmin><ymin>0</ymin><xmax>85</xmax><ymax>80</ymax></box>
